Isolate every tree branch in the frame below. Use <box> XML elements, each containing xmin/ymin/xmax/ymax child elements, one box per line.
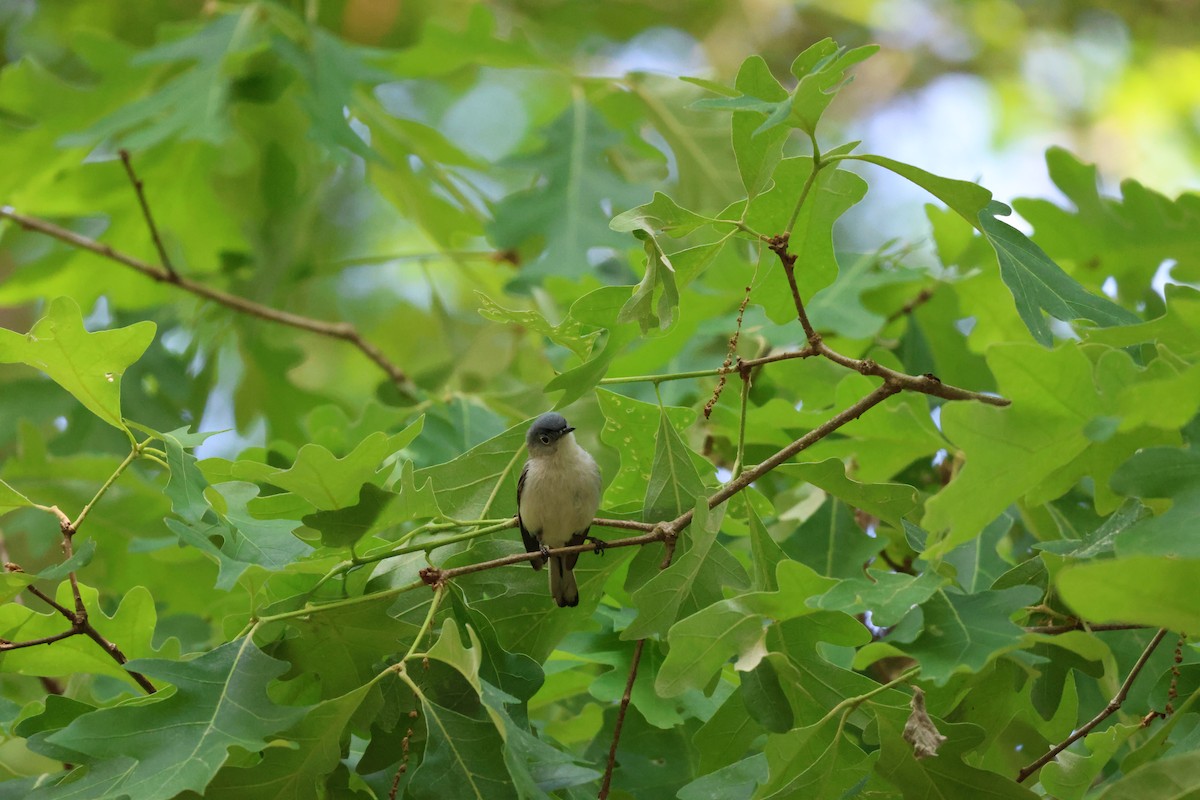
<box><xmin>599</xmin><ymin>638</ymin><xmax>646</xmax><ymax>800</ymax></box>
<box><xmin>1025</xmin><ymin>622</ymin><xmax>1149</xmax><ymax>635</ymax></box>
<box><xmin>1016</xmin><ymin>628</ymin><xmax>1168</xmax><ymax>783</ymax></box>
<box><xmin>0</xmin><ymin>207</ymin><xmax>410</xmax><ymax>389</ymax></box>
<box><xmin>118</xmin><ymin>149</ymin><xmax>178</xmax><ymax>278</ymax></box>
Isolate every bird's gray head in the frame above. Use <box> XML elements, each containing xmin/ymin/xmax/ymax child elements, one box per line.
<box><xmin>526</xmin><ymin>412</ymin><xmax>575</xmax><ymax>454</ymax></box>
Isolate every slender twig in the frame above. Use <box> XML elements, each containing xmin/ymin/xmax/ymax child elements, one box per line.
<box><xmin>1026</xmin><ymin>622</ymin><xmax>1149</xmax><ymax>635</ymax></box>
<box><xmin>118</xmin><ymin>149</ymin><xmax>177</xmax><ymax>278</ymax></box>
<box><xmin>0</xmin><ymin>629</ymin><xmax>80</xmax><ymax>651</ymax></box>
<box><xmin>731</xmin><ymin>366</ymin><xmax>751</xmax><ymax>479</ymax></box>
<box><xmin>398</xmin><ymin>586</ymin><xmax>444</xmax><ymax>664</ymax></box>
<box><xmin>768</xmin><ymin>233</ymin><xmax>819</xmax><ymax>343</ymax></box>
<box><xmin>0</xmin><ymin>208</ymin><xmax>410</xmax><ymax>388</ymax></box>
<box><xmin>813</xmin><ymin>340</ymin><xmax>1007</xmax><ymax>406</ymax></box>
<box><xmin>332</xmin><ymin>251</ymin><xmax>501</xmax><ymax>269</ymax></box>
<box><xmin>599</xmin><ymin>638</ymin><xmax>646</xmax><ymax>800</ymax></box>
<box><xmin>885</xmin><ymin>287</ymin><xmax>936</xmax><ymax>324</ymax></box>
<box><xmin>73</xmin><ymin>446</ymin><xmax>140</xmax><ymax>532</ymax></box>
<box><xmin>599</xmin><ymin>348</ymin><xmax>818</xmax><ymax>386</ymax></box>
<box><xmin>1016</xmin><ymin>628</ymin><xmax>1168</xmax><ymax>783</ymax></box>
<box><xmin>17</xmin><ymin>448</ymin><xmax>159</xmax><ymax>694</ymax></box>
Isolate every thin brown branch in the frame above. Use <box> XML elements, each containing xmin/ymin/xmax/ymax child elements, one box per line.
<box><xmin>0</xmin><ymin>629</ymin><xmax>80</xmax><ymax>651</ymax></box>
<box><xmin>599</xmin><ymin>638</ymin><xmax>646</xmax><ymax>800</ymax></box>
<box><xmin>815</xmin><ymin>341</ymin><xmax>1008</xmax><ymax>406</ymax></box>
<box><xmin>24</xmin><ymin>583</ymin><xmax>74</xmax><ymax>619</ymax></box>
<box><xmin>0</xmin><ymin>208</ymin><xmax>410</xmax><ymax>389</ymax></box>
<box><xmin>885</xmin><ymin>286</ymin><xmax>936</xmax><ymax>324</ymax></box>
<box><xmin>1025</xmin><ymin>622</ymin><xmax>1149</xmax><ymax>635</ymax></box>
<box><xmin>21</xmin><ymin>494</ymin><xmax>159</xmax><ymax>694</ymax></box>
<box><xmin>118</xmin><ymin>149</ymin><xmax>178</xmax><ymax>278</ymax></box>
<box><xmin>1017</xmin><ymin>627</ymin><xmax>1168</xmax><ymax>783</ymax></box>
<box><xmin>768</xmin><ymin>233</ymin><xmax>818</xmax><ymax>344</ymax></box>
<box><xmin>76</xmin><ymin>618</ymin><xmax>158</xmax><ymax>694</ymax></box>
<box><xmin>765</xmin><ymin>233</ymin><xmax>1009</xmax><ymax>408</ymax></box>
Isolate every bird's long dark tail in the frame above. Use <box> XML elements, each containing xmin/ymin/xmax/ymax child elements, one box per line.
<box><xmin>548</xmin><ymin>555</ymin><xmax>579</xmax><ymax>607</ymax></box>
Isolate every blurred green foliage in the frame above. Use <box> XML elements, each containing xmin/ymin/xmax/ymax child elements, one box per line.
<box><xmin>1</xmin><ymin>1</ymin><xmax>1199</xmax><ymax>798</ymax></box>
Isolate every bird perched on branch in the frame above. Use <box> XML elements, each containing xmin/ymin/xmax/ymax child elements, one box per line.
<box><xmin>517</xmin><ymin>412</ymin><xmax>603</xmax><ymax>607</ymax></box>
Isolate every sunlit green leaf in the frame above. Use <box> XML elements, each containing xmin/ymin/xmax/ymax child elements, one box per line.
<box><xmin>0</xmin><ymin>296</ymin><xmax>154</xmax><ymax>430</ymax></box>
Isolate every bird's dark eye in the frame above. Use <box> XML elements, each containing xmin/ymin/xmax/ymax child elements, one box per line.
<box><xmin>539</xmin><ymin>434</ymin><xmax>551</xmax><ymax>445</ymax></box>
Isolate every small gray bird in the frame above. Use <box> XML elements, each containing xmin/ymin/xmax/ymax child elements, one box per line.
<box><xmin>517</xmin><ymin>412</ymin><xmax>603</xmax><ymax>607</ymax></box>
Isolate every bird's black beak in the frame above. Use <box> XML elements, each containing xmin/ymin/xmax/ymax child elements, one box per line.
<box><xmin>562</xmin><ymin>426</ymin><xmax>575</xmax><ymax>435</ymax></box>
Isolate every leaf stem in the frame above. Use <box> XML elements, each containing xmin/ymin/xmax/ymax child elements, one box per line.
<box><xmin>784</xmin><ymin>145</ymin><xmax>823</xmax><ymax>237</ymax></box>
<box><xmin>818</xmin><ymin>666</ymin><xmax>920</xmax><ymax>728</ymax></box>
<box><xmin>400</xmin><ymin>585</ymin><xmax>444</xmax><ymax>664</ymax></box>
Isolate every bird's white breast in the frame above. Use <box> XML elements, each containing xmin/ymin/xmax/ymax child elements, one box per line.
<box><xmin>520</xmin><ymin>439</ymin><xmax>601</xmax><ymax>547</ymax></box>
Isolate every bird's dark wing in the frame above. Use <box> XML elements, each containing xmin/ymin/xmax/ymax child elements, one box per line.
<box><xmin>563</xmin><ymin>527</ymin><xmax>591</xmax><ymax>571</ymax></box>
<box><xmin>517</xmin><ymin>462</ymin><xmax>543</xmax><ymax>570</ymax></box>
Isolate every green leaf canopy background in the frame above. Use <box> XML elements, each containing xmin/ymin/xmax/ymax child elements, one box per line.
<box><xmin>1</xmin><ymin>1</ymin><xmax>1199</xmax><ymax>798</ymax></box>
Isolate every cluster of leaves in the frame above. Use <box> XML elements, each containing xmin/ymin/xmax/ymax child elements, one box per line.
<box><xmin>2</xmin><ymin>4</ymin><xmax>1200</xmax><ymax>799</ymax></box>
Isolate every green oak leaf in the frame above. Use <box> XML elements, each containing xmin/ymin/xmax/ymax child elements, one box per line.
<box><xmin>784</xmin><ymin>496</ymin><xmax>884</xmax><ymax>580</ymax></box>
<box><xmin>1015</xmin><ymin>147</ymin><xmax>1200</xmax><ymax>299</ymax></box>
<box><xmin>1057</xmin><ymin>556</ymin><xmax>1200</xmax><ymax>633</ymax></box>
<box><xmin>874</xmin><ymin>707</ymin><xmax>1037</xmax><ymax>799</ymax></box>
<box><xmin>162</xmin><ymin>426</ymin><xmax>219</xmax><ymax>524</ymax></box>
<box><xmin>618</xmin><ymin>235</ymin><xmax>680</xmax><ymax>333</ymax></box>
<box><xmin>643</xmin><ymin>405</ymin><xmax>707</xmax><ymax>522</ymax></box>
<box><xmin>756</xmin><ymin>717</ymin><xmax>871</xmax><ymax>799</ymax></box>
<box><xmin>678</xmin><ymin>754</ymin><xmax>767</xmax><ymax>800</ymax></box>
<box><xmin>302</xmin><ymin>482</ymin><xmax>396</xmax><ymax>549</ymax></box>
<box><xmin>624</xmin><ymin>500</ymin><xmax>726</xmax><ymax>640</ymax></box>
<box><xmin>783</xmin><ymin>40</ymin><xmax>879</xmax><ymax>135</ymax></box>
<box><xmin>656</xmin><ymin>561</ymin><xmax>835</xmax><ymax>697</ymax></box>
<box><xmin>39</xmin><ymin>638</ymin><xmax>304</xmax><ymax>800</ymax></box>
<box><xmin>1096</xmin><ymin>750</ymin><xmax>1200</xmax><ymax>800</ymax></box>
<box><xmin>744</xmin><ymin>157</ymin><xmax>868</xmax><ymax>321</ymax></box>
<box><xmin>407</xmin><ymin>694</ymin><xmax>515</xmax><ymax>800</ymax></box>
<box><xmin>413</xmin><ymin>424</ymin><xmax>525</xmax><ymax>520</ymax></box>
<box><xmin>487</xmin><ymin>103</ymin><xmax>642</xmax><ymax>283</ymax></box>
<box><xmin>848</xmin><ymin>154</ymin><xmax>1138</xmax><ymax>346</ymax></box>
<box><xmin>379</xmin><ymin>460</ymin><xmax>443</xmax><ymax>524</ymax></box>
<box><xmin>1040</xmin><ymin>722</ymin><xmax>1138</xmax><ymax>800</ymax></box>
<box><xmin>923</xmin><ymin>343</ymin><xmax>1103</xmax><ymax>555</ymax></box>
<box><xmin>609</xmin><ymin>191</ymin><xmax>715</xmax><ymax>239</ymax></box>
<box><xmin>1085</xmin><ymin>284</ymin><xmax>1200</xmax><ymax>361</ymax></box>
<box><xmin>444</xmin><ymin>540</ymin><xmax>632</xmax><ymax>662</ymax></box>
<box><xmin>545</xmin><ymin>287</ymin><xmax>641</xmax><ymax>408</ymax></box>
<box><xmin>0</xmin><ymin>296</ymin><xmax>155</xmax><ymax>430</ymax></box>
<box><xmin>1109</xmin><ymin>447</ymin><xmax>1200</xmax><ymax>558</ymax></box>
<box><xmin>782</xmin><ymin>458</ymin><xmax>919</xmax><ymax>528</ymax></box>
<box><xmin>204</xmin><ymin>683</ymin><xmax>372</xmax><ymax>799</ymax></box>
<box><xmin>597</xmin><ymin>388</ymin><xmax>694</xmax><ymax>513</ymax></box>
<box><xmin>267</xmin><ymin>431</ymin><xmax>404</xmax><ymax>511</ymax></box>
<box><xmin>979</xmin><ymin>201</ymin><xmax>1140</xmax><ymax>346</ymax></box>
<box><xmin>275</xmin><ymin>591</ymin><xmax>430</xmax><ymax>701</ymax></box>
<box><xmin>891</xmin><ymin>586</ymin><xmax>1040</xmax><ymax>685</ymax></box>
<box><xmin>479</xmin><ymin>681</ymin><xmax>600</xmax><ymax>796</ymax></box>
<box><xmin>813</xmin><ymin>570</ymin><xmax>946</xmax><ymax>627</ymax></box>
<box><xmin>693</xmin><ymin>690</ymin><xmax>767</xmax><ymax>775</ymax></box>
<box><xmin>476</xmin><ymin>292</ymin><xmax>596</xmax><ymax>360</ymax></box>
<box><xmin>730</xmin><ymin>56</ymin><xmax>788</xmax><ymax>199</ymax></box>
